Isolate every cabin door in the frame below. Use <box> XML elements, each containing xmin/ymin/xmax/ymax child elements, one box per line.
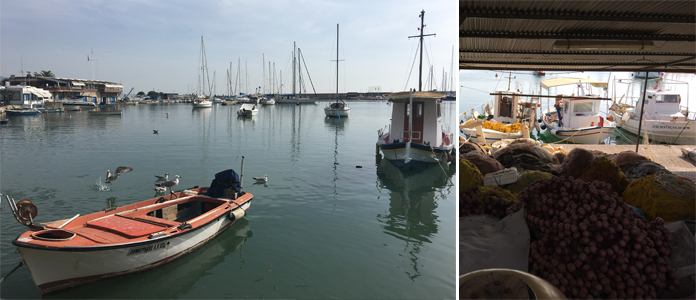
<box><xmin>403</xmin><ymin>101</ymin><xmax>424</xmax><ymax>143</ymax></box>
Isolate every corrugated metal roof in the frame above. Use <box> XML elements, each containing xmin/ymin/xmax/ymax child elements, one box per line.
<box><xmin>459</xmin><ymin>0</ymin><xmax>696</xmax><ymax>72</ymax></box>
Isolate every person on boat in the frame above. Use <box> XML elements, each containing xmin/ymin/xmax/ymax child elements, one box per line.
<box><xmin>554</xmin><ymin>95</ymin><xmax>564</xmax><ymax>126</ymax></box>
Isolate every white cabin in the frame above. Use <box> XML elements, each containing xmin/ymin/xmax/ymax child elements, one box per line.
<box><xmin>634</xmin><ymin>90</ymin><xmax>684</xmax><ymax>121</ymax></box>
<box><xmin>4</xmin><ymin>85</ymin><xmax>53</xmax><ymax>108</ymax></box>
<box><xmin>492</xmin><ymin>89</ymin><xmax>522</xmax><ymax>124</ymax></box>
<box><xmin>561</xmin><ymin>98</ymin><xmax>603</xmax><ymax>129</ymax></box>
<box><xmin>386</xmin><ymin>91</ymin><xmax>446</xmax><ymax>146</ymax></box>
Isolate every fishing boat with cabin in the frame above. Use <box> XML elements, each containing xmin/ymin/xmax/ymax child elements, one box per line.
<box><xmin>539</xmin><ymin>77</ymin><xmax>616</xmax><ymax>144</ymax></box>
<box><xmin>609</xmin><ymin>74</ymin><xmax>695</xmax><ymax>145</ymax></box>
<box><xmin>7</xmin><ymin>164</ymin><xmax>252</xmax><ymax>294</ymax></box>
<box><xmin>376</xmin><ymin>10</ymin><xmax>455</xmax><ymax>170</ymax></box>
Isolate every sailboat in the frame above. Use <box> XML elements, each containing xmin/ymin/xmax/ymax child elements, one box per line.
<box><xmin>277</xmin><ymin>42</ymin><xmax>317</xmax><ymax>104</ymax></box>
<box><xmin>376</xmin><ymin>10</ymin><xmax>455</xmax><ymax>170</ymax></box>
<box><xmin>193</xmin><ymin>36</ymin><xmax>213</xmax><ymax>108</ymax></box>
<box><xmin>325</xmin><ymin>24</ymin><xmax>350</xmax><ymax>118</ymax></box>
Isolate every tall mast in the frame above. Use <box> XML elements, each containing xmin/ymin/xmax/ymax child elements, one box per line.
<box><xmin>262</xmin><ymin>53</ymin><xmax>265</xmax><ymax>95</ymax></box>
<box><xmin>292</xmin><ymin>42</ymin><xmax>297</xmax><ymax>94</ymax></box>
<box><xmin>408</xmin><ymin>10</ymin><xmax>435</xmax><ymax>92</ymax></box>
<box><xmin>336</xmin><ymin>24</ymin><xmax>339</xmax><ymax>99</ymax></box>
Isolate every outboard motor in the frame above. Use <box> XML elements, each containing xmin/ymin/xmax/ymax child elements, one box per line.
<box><xmin>205</xmin><ymin>169</ymin><xmax>242</xmax><ymax>199</ymax></box>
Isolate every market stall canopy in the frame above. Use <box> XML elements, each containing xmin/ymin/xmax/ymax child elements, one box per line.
<box><xmin>540</xmin><ymin>78</ymin><xmax>609</xmax><ymax>90</ymax></box>
<box><xmin>459</xmin><ymin>0</ymin><xmax>696</xmax><ymax>72</ymax></box>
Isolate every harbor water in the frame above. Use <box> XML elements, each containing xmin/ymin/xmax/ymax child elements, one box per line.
<box><xmin>459</xmin><ymin>71</ymin><xmax>696</xmax><ymax>145</ymax></box>
<box><xmin>0</xmin><ymin>101</ymin><xmax>457</xmax><ymax>299</ymax></box>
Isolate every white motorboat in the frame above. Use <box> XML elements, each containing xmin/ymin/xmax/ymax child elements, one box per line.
<box><xmin>539</xmin><ymin>77</ymin><xmax>615</xmax><ymax>144</ymax></box>
<box><xmin>237</xmin><ymin>103</ymin><xmax>258</xmax><ymax>116</ymax></box>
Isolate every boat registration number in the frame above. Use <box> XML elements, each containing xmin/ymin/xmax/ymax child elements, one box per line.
<box><xmin>127</xmin><ymin>242</ymin><xmax>167</xmax><ymax>256</ymax></box>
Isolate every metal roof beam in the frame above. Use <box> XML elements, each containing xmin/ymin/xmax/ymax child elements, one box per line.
<box><xmin>459</xmin><ymin>31</ymin><xmax>695</xmax><ymax>42</ymax></box>
<box><xmin>459</xmin><ymin>10</ymin><xmax>696</xmax><ymax>24</ymax></box>
<box><xmin>459</xmin><ymin>60</ymin><xmax>696</xmax><ymax>67</ymax></box>
<box><xmin>458</xmin><ymin>49</ymin><xmax>695</xmax><ymax>57</ymax></box>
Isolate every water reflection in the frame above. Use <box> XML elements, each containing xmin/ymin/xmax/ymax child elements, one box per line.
<box><xmin>47</xmin><ymin>218</ymin><xmax>252</xmax><ymax>299</ymax></box>
<box><xmin>375</xmin><ymin>159</ymin><xmax>454</xmax><ymax>280</ymax></box>
<box><xmin>325</xmin><ymin>117</ymin><xmax>348</xmax><ymax>213</ymax></box>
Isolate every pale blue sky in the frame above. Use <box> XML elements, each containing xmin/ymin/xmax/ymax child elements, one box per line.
<box><xmin>1</xmin><ymin>0</ymin><xmax>458</xmax><ymax>95</ymax></box>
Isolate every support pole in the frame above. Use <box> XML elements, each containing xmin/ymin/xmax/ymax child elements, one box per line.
<box><xmin>635</xmin><ymin>73</ymin><xmax>650</xmax><ymax>152</ymax></box>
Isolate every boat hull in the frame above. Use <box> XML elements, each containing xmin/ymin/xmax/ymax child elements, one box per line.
<box><xmin>379</xmin><ymin>142</ymin><xmax>453</xmax><ymax>170</ymax></box>
<box><xmin>12</xmin><ymin>190</ymin><xmax>252</xmax><ymax>294</ymax></box>
<box><xmin>6</xmin><ymin>110</ymin><xmax>38</xmax><ymax>115</ymax></box>
<box><xmin>542</xmin><ymin>118</ymin><xmax>614</xmax><ymax>144</ymax></box>
<box><xmin>460</xmin><ymin>128</ymin><xmax>522</xmax><ymax>143</ymax></box>
<box><xmin>276</xmin><ymin>98</ymin><xmax>316</xmax><ymax>104</ymax></box>
<box><xmin>610</xmin><ymin>111</ymin><xmax>696</xmax><ymax>144</ymax></box>
<box><xmin>324</xmin><ymin>107</ymin><xmax>350</xmax><ymax>117</ymax></box>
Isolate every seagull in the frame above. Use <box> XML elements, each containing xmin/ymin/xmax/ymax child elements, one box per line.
<box><xmin>153</xmin><ymin>130</ymin><xmax>159</xmax><ymax>134</ymax></box>
<box><xmin>253</xmin><ymin>174</ymin><xmax>268</xmax><ymax>183</ymax></box>
<box><xmin>106</xmin><ymin>167</ymin><xmax>133</xmax><ymax>185</ymax></box>
<box><xmin>155</xmin><ymin>175</ymin><xmax>181</xmax><ymax>195</ymax></box>
<box><xmin>155</xmin><ymin>173</ymin><xmax>169</xmax><ymax>180</ymax></box>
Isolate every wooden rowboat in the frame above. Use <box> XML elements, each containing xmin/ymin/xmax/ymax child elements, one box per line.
<box><xmin>8</xmin><ymin>169</ymin><xmax>251</xmax><ymax>294</ymax></box>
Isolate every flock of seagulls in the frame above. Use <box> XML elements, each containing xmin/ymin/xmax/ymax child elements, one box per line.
<box><xmin>103</xmin><ymin>166</ymin><xmax>266</xmax><ymax>193</ymax></box>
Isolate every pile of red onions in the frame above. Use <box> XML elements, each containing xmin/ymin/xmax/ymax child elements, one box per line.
<box><xmin>460</xmin><ymin>189</ymin><xmax>512</xmax><ymax>219</ymax></box>
<box><xmin>512</xmin><ymin>176</ymin><xmax>679</xmax><ymax>299</ymax></box>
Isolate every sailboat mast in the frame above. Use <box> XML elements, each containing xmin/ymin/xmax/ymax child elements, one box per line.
<box><xmin>293</xmin><ymin>42</ymin><xmax>296</xmax><ymax>95</ymax></box>
<box><xmin>336</xmin><ymin>24</ymin><xmax>339</xmax><ymax>100</ymax></box>
<box><xmin>262</xmin><ymin>53</ymin><xmax>265</xmax><ymax>95</ymax></box>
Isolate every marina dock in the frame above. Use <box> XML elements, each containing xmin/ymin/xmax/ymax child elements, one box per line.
<box><xmin>559</xmin><ymin>144</ymin><xmax>696</xmax><ymax>181</ymax></box>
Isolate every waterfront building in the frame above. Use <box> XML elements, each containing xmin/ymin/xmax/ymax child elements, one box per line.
<box><xmin>5</xmin><ymin>74</ymin><xmax>122</xmax><ymax>104</ymax></box>
<box><xmin>1</xmin><ymin>84</ymin><xmax>53</xmax><ymax>108</ymax></box>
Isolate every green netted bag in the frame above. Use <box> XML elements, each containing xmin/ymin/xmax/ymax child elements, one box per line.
<box><xmin>504</xmin><ymin>170</ymin><xmax>555</xmax><ymax>195</ymax></box>
<box><xmin>460</xmin><ymin>159</ymin><xmax>483</xmax><ymax>193</ymax></box>
<box><xmin>475</xmin><ymin>185</ymin><xmax>518</xmax><ymax>205</ymax></box>
<box><xmin>578</xmin><ymin>157</ymin><xmax>629</xmax><ymax>195</ymax></box>
<box><xmin>622</xmin><ymin>174</ymin><xmax>696</xmax><ymax>222</ymax></box>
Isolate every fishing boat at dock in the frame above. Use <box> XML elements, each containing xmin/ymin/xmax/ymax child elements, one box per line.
<box><xmin>8</xmin><ymin>167</ymin><xmax>252</xmax><ymax>295</ymax></box>
<box><xmin>608</xmin><ymin>75</ymin><xmax>696</xmax><ymax>145</ymax></box>
<box><xmin>539</xmin><ymin>77</ymin><xmax>615</xmax><ymax>144</ymax></box>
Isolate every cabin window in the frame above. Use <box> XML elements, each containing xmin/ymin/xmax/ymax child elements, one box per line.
<box><xmin>437</xmin><ymin>102</ymin><xmax>441</xmax><ymax>118</ymax></box>
<box><xmin>657</xmin><ymin>95</ymin><xmax>680</xmax><ymax>104</ymax></box>
<box><xmin>416</xmin><ymin>103</ymin><xmax>423</xmax><ymax>117</ymax></box>
<box><xmin>563</xmin><ymin>101</ymin><xmax>570</xmax><ymax>115</ymax></box>
<box><xmin>499</xmin><ymin>96</ymin><xmax>513</xmax><ymax>118</ymax></box>
<box><xmin>573</xmin><ymin>102</ymin><xmax>596</xmax><ymax>113</ymax></box>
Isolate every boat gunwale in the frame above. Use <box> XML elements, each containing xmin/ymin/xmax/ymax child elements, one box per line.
<box><xmin>12</xmin><ymin>192</ymin><xmax>252</xmax><ymax>252</ymax></box>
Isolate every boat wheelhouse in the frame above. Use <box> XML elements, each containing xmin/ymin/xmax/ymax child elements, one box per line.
<box><xmin>377</xmin><ymin>91</ymin><xmax>454</xmax><ymax>169</ymax></box>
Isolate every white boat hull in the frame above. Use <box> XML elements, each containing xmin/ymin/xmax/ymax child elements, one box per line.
<box><xmin>459</xmin><ymin>127</ymin><xmax>522</xmax><ymax>143</ymax></box>
<box><xmin>610</xmin><ymin>111</ymin><xmax>696</xmax><ymax>144</ymax></box>
<box><xmin>542</xmin><ymin>118</ymin><xmax>614</xmax><ymax>144</ymax></box>
<box><xmin>17</xmin><ymin>204</ymin><xmax>250</xmax><ymax>294</ymax></box>
<box><xmin>324</xmin><ymin>107</ymin><xmax>350</xmax><ymax>117</ymax></box>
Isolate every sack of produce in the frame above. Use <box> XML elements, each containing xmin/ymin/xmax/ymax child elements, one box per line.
<box><xmin>622</xmin><ymin>174</ymin><xmax>695</xmax><ymax>222</ymax></box>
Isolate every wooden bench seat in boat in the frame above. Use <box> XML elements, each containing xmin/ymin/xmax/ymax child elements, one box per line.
<box><xmin>86</xmin><ymin>215</ymin><xmax>171</xmax><ymax>238</ymax></box>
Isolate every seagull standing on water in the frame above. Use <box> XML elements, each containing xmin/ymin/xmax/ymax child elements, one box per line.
<box><xmin>253</xmin><ymin>174</ymin><xmax>268</xmax><ymax>183</ymax></box>
<box><xmin>155</xmin><ymin>175</ymin><xmax>181</xmax><ymax>195</ymax></box>
<box><xmin>155</xmin><ymin>173</ymin><xmax>169</xmax><ymax>180</ymax></box>
<box><xmin>106</xmin><ymin>167</ymin><xmax>133</xmax><ymax>185</ymax></box>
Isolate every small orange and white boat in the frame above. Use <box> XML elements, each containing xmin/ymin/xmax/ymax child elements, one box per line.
<box><xmin>7</xmin><ymin>168</ymin><xmax>251</xmax><ymax>294</ymax></box>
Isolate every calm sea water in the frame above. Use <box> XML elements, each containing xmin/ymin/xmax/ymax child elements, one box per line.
<box><xmin>458</xmin><ymin>71</ymin><xmax>696</xmax><ymax>144</ymax></box>
<box><xmin>0</xmin><ymin>101</ymin><xmax>457</xmax><ymax>299</ymax></box>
